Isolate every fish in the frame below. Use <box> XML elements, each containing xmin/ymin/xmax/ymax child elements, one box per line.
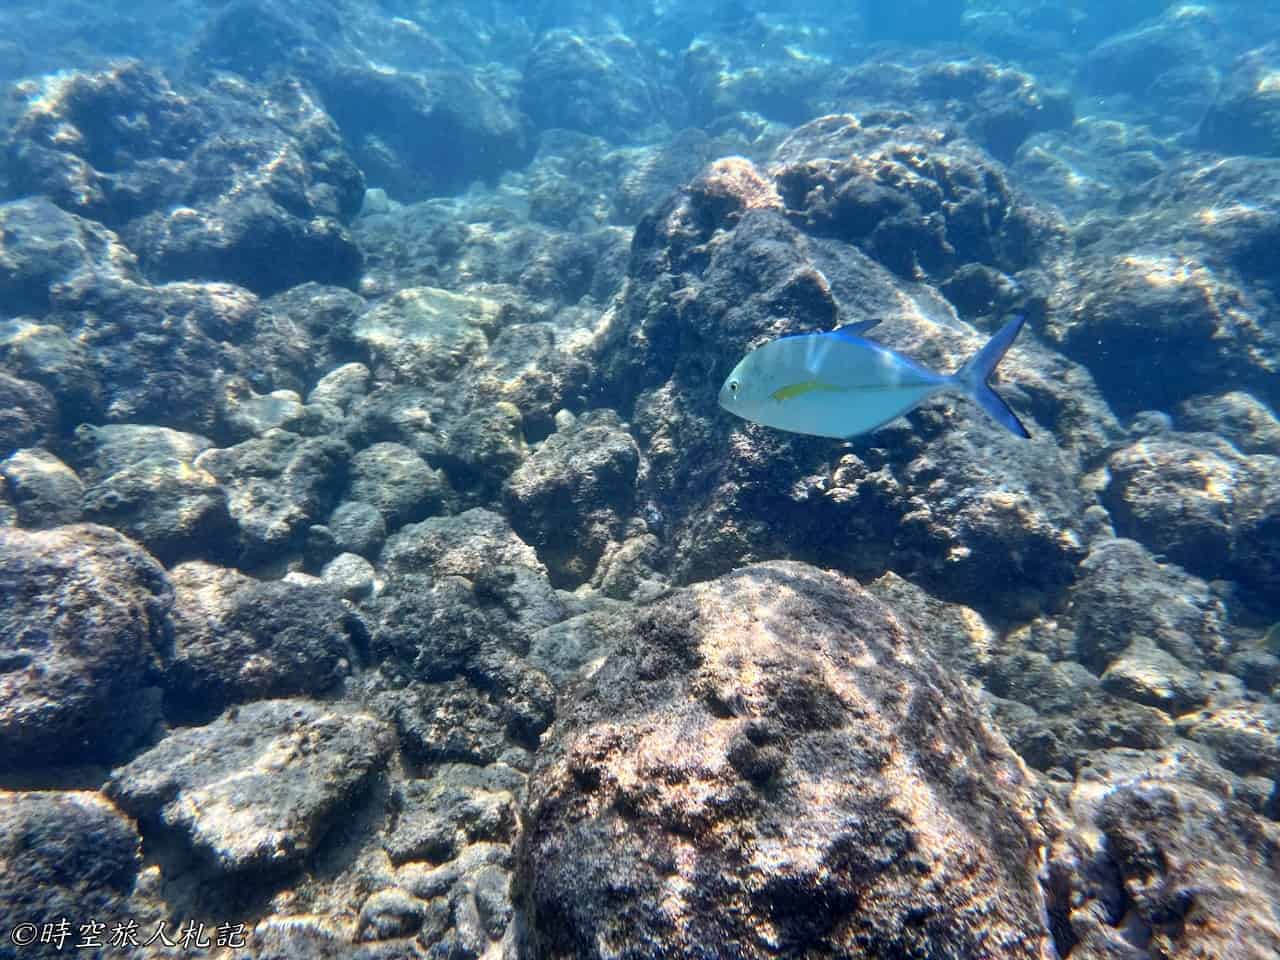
<box><xmin>718</xmin><ymin>315</ymin><xmax>1030</xmax><ymax>440</ymax></box>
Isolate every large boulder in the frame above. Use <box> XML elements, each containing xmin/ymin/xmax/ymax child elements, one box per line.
<box><xmin>518</xmin><ymin>561</ymin><xmax>1053</xmax><ymax>958</ymax></box>
<box><xmin>0</xmin><ymin>524</ymin><xmax>172</xmax><ymax>770</ymax></box>
<box><xmin>4</xmin><ymin>62</ymin><xmax>363</xmax><ymax>295</ymax></box>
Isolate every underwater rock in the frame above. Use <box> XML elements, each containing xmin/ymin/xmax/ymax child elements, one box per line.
<box><xmin>307</xmin><ymin>361</ymin><xmax>371</xmax><ymax>412</ymax></box>
<box><xmin>1177</xmin><ymin>702</ymin><xmax>1280</xmax><ymax>780</ymax></box>
<box><xmin>0</xmin><ymin>196</ymin><xmax>139</xmax><ymax>318</ymax></box>
<box><xmin>1079</xmin><ymin>18</ymin><xmax>1212</xmax><ymax>113</ymax></box>
<box><xmin>1013</xmin><ymin>119</ymin><xmax>1175</xmax><ymax>220</ymax></box>
<box><xmin>1046</xmin><ymin>245</ymin><xmax>1277</xmax><ymax>417</ymax></box>
<box><xmin>0</xmin><ymin>524</ymin><xmax>172</xmax><ymax>770</ymax></box>
<box><xmin>105</xmin><ymin>699</ymin><xmax>394</xmax><ymax>875</ymax></box>
<box><xmin>1178</xmin><ymin>391</ymin><xmax>1280</xmax><ymax>456</ymax></box>
<box><xmin>589</xmin><ymin>532</ymin><xmax>669</xmax><ymax>601</ymax></box>
<box><xmin>164</xmin><ymin>561</ymin><xmax>363</xmax><ymax>721</ymax></box>
<box><xmin>0</xmin><ymin>791</ymin><xmax>143</xmax><ymax>942</ymax></box>
<box><xmin>381</xmin><ymin>508</ymin><xmax>547</xmax><ymax>585</ymax></box>
<box><xmin>502</xmin><ymin>409</ymin><xmax>641</xmax><ymax>588</ymax></box>
<box><xmin>319</xmin><ymin>551</ymin><xmax>376</xmax><ymax>600</ymax></box>
<box><xmin>315</xmin><ymin>500</ymin><xmax>387</xmax><ymax>562</ymax></box>
<box><xmin>521</xmin><ymin>29</ymin><xmax>680</xmax><ymax>142</ymax></box>
<box><xmin>0</xmin><ymin>371</ymin><xmax>58</xmax><ymax>456</ymax></box>
<box><xmin>1201</xmin><ymin>44</ymin><xmax>1280</xmax><ymax>157</ymax></box>
<box><xmin>353</xmin><ymin>286</ymin><xmax>496</xmax><ymax>386</ymax></box>
<box><xmin>0</xmin><ymin>319</ymin><xmax>100</xmax><ymax>425</ymax></box>
<box><xmin>830</xmin><ymin>57</ymin><xmax>1074</xmax><ymax>162</ymax></box>
<box><xmin>1067</xmin><ymin>537</ymin><xmax>1229</xmax><ymax>674</ymax></box>
<box><xmin>0</xmin><ymin>447</ymin><xmax>84</xmax><ymax>528</ymax></box>
<box><xmin>71</xmin><ymin>422</ymin><xmax>215</xmax><ymax>481</ymax></box>
<box><xmin>1099</xmin><ymin>639</ymin><xmax>1209</xmax><ymax>715</ymax></box>
<box><xmin>526</xmin><ymin>605</ymin><xmax>629</xmax><ymax>687</ymax></box>
<box><xmin>58</xmin><ymin>273</ymin><xmax>263</xmax><ymax>437</ymax></box>
<box><xmin>772</xmin><ymin>114</ymin><xmax>1064</xmax><ymax>282</ymax></box>
<box><xmin>379</xmin><ymin>679</ymin><xmax>509</xmax><ymax>768</ymax></box>
<box><xmin>81</xmin><ymin>455</ymin><xmax>234</xmax><ymax>566</ymax></box>
<box><xmin>194</xmin><ymin>427</ymin><xmax>351</xmax><ymax>564</ymax></box>
<box><xmin>598</xmin><ymin>153</ymin><xmax>1101</xmax><ymax>613</ymax></box>
<box><xmin>384</xmin><ymin>763</ymin><xmax>523</xmax><ymax>868</ymax></box>
<box><xmin>347</xmin><ymin>441</ymin><xmax>452</xmax><ymax>531</ymax></box>
<box><xmin>1104</xmin><ymin>435</ymin><xmax>1280</xmax><ymax>606</ymax></box>
<box><xmin>519</xmin><ymin>560</ymin><xmax>1052</xmax><ymax>959</ymax></box>
<box><xmin>372</xmin><ymin>576</ymin><xmax>487</xmax><ymax>683</ymax></box>
<box><xmin>982</xmin><ymin>641</ymin><xmax>1175</xmax><ymax>773</ymax></box>
<box><xmin>245</xmin><ymin>284</ymin><xmax>366</xmax><ymax>395</ymax></box>
<box><xmin>1047</xmin><ymin>744</ymin><xmax>1280</xmax><ymax>959</ymax></box>
<box><xmin>5</xmin><ymin>62</ymin><xmax>364</xmax><ymax>295</ymax></box>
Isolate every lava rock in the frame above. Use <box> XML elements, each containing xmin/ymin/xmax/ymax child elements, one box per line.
<box><xmin>5</xmin><ymin>63</ymin><xmax>364</xmax><ymax>295</ymax></box>
<box><xmin>521</xmin><ymin>30</ymin><xmax>677</xmax><ymax>142</ymax></box>
<box><xmin>1178</xmin><ymin>391</ymin><xmax>1280</xmax><ymax>455</ymax></box>
<box><xmin>81</xmin><ymin>455</ymin><xmax>233</xmax><ymax>565</ymax></box>
<box><xmin>1047</xmin><ymin>745</ymin><xmax>1280</xmax><ymax>958</ymax></box>
<box><xmin>519</xmin><ymin>561</ymin><xmax>1052</xmax><ymax>958</ymax></box>
<box><xmin>105</xmin><ymin>699</ymin><xmax>394</xmax><ymax>875</ymax></box>
<box><xmin>319</xmin><ymin>551</ymin><xmax>376</xmax><ymax>600</ymax></box>
<box><xmin>0</xmin><ymin>791</ymin><xmax>143</xmax><ymax>947</ymax></box>
<box><xmin>1099</xmin><ymin>639</ymin><xmax>1209</xmax><ymax>715</ymax></box>
<box><xmin>1067</xmin><ymin>537</ymin><xmax>1230</xmax><ymax>673</ymax></box>
<box><xmin>0</xmin><ymin>371</ymin><xmax>57</xmax><ymax>456</ymax></box>
<box><xmin>502</xmin><ymin>409</ymin><xmax>640</xmax><ymax>587</ymax></box>
<box><xmin>384</xmin><ymin>763</ymin><xmax>522</xmax><ymax>866</ymax></box>
<box><xmin>194</xmin><ymin>428</ymin><xmax>350</xmax><ymax>564</ymax></box>
<box><xmin>164</xmin><ymin>561</ymin><xmax>363</xmax><ymax>721</ymax></box>
<box><xmin>0</xmin><ymin>447</ymin><xmax>84</xmax><ymax>528</ymax></box>
<box><xmin>0</xmin><ymin>524</ymin><xmax>172</xmax><ymax>770</ymax></box>
<box><xmin>1202</xmin><ymin>43</ymin><xmax>1280</xmax><ymax>157</ymax></box>
<box><xmin>347</xmin><ymin>441</ymin><xmax>451</xmax><ymax>530</ymax></box>
<box><xmin>1104</xmin><ymin>436</ymin><xmax>1280</xmax><ymax>604</ymax></box>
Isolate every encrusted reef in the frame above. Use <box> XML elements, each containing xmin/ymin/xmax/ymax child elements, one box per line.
<box><xmin>1</xmin><ymin>2</ymin><xmax>1280</xmax><ymax>958</ymax></box>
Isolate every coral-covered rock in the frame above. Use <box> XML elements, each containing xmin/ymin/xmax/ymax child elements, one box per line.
<box><xmin>519</xmin><ymin>561</ymin><xmax>1052</xmax><ymax>958</ymax></box>
<box><xmin>0</xmin><ymin>524</ymin><xmax>172</xmax><ymax>770</ymax></box>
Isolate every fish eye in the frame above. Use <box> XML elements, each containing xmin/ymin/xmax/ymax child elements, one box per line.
<box><xmin>728</xmin><ymin>379</ymin><xmax>739</xmax><ymax>394</ymax></box>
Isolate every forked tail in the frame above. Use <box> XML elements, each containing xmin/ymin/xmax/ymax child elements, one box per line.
<box><xmin>953</xmin><ymin>315</ymin><xmax>1030</xmax><ymax>439</ymax></box>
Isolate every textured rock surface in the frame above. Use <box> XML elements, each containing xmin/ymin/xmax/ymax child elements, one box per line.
<box><xmin>1046</xmin><ymin>745</ymin><xmax>1280</xmax><ymax>959</ymax></box>
<box><xmin>165</xmin><ymin>561</ymin><xmax>364</xmax><ymax>721</ymax></box>
<box><xmin>518</xmin><ymin>561</ymin><xmax>1052</xmax><ymax>958</ymax></box>
<box><xmin>0</xmin><ymin>791</ymin><xmax>143</xmax><ymax>953</ymax></box>
<box><xmin>0</xmin><ymin>524</ymin><xmax>171</xmax><ymax>770</ymax></box>
<box><xmin>6</xmin><ymin>62</ymin><xmax>363</xmax><ymax>295</ymax></box>
<box><xmin>105</xmin><ymin>699</ymin><xmax>394</xmax><ymax>874</ymax></box>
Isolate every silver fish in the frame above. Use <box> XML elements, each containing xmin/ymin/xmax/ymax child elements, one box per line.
<box><xmin>718</xmin><ymin>315</ymin><xmax>1030</xmax><ymax>439</ymax></box>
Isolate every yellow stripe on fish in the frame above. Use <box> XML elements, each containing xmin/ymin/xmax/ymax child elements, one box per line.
<box><xmin>769</xmin><ymin>380</ymin><xmax>846</xmax><ymax>402</ymax></box>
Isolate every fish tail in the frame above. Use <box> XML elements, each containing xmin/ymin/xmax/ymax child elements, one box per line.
<box><xmin>954</xmin><ymin>315</ymin><xmax>1031</xmax><ymax>439</ymax></box>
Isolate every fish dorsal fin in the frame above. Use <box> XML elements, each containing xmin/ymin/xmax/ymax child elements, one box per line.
<box><xmin>831</xmin><ymin>318</ymin><xmax>882</xmax><ymax>340</ymax></box>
